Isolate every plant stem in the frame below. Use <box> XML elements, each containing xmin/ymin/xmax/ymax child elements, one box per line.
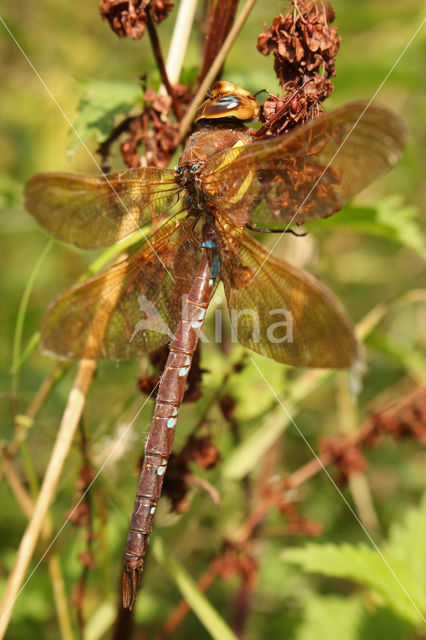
<box><xmin>146</xmin><ymin>11</ymin><xmax>181</xmax><ymax>120</ymax></box>
<box><xmin>165</xmin><ymin>0</ymin><xmax>198</xmax><ymax>85</ymax></box>
<box><xmin>337</xmin><ymin>373</ymin><xmax>381</xmax><ymax>535</ymax></box>
<box><xmin>0</xmin><ymin>359</ymin><xmax>96</xmax><ymax>640</ymax></box>
<box><xmin>1</xmin><ymin>448</ymin><xmax>74</xmax><ymax>640</ymax></box>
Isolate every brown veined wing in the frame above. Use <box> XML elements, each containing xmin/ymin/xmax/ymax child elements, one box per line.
<box><xmin>202</xmin><ymin>103</ymin><xmax>407</xmax><ymax>230</ymax></box>
<box><xmin>40</xmin><ymin>216</ymin><xmax>201</xmax><ymax>360</ymax></box>
<box><xmin>25</xmin><ymin>167</ymin><xmax>182</xmax><ymax>248</ymax></box>
<box><xmin>215</xmin><ymin>217</ymin><xmax>359</xmax><ymax>369</ymax></box>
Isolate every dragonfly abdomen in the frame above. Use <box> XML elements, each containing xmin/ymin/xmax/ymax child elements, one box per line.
<box><xmin>122</xmin><ymin>221</ymin><xmax>218</xmax><ymax>610</ymax></box>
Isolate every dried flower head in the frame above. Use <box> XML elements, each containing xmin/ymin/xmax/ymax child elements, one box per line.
<box><xmin>319</xmin><ymin>436</ymin><xmax>367</xmax><ymax>485</ymax></box>
<box><xmin>120</xmin><ymin>88</ymin><xmax>179</xmax><ymax>168</ymax></box>
<box><xmin>99</xmin><ymin>0</ymin><xmax>174</xmax><ymax>40</ymax></box>
<box><xmin>161</xmin><ymin>436</ymin><xmax>221</xmax><ymax>512</ymax></box>
<box><xmin>257</xmin><ymin>0</ymin><xmax>340</xmax><ymax>135</ymax></box>
<box><xmin>213</xmin><ymin>542</ymin><xmax>258</xmax><ymax>589</ymax></box>
<box><xmin>371</xmin><ymin>386</ymin><xmax>426</xmax><ymax>445</ymax></box>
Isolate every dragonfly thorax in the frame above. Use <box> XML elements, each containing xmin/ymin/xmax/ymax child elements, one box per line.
<box><xmin>177</xmin><ymin>127</ymin><xmax>254</xmax><ymax>214</ymax></box>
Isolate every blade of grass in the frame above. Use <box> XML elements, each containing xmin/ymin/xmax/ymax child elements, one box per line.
<box><xmin>13</xmin><ymin>331</ymin><xmax>41</xmax><ymax>373</ymax></box>
<box><xmin>11</xmin><ymin>239</ymin><xmax>54</xmax><ymax>387</ymax></box>
<box><xmin>152</xmin><ymin>537</ymin><xmax>239</xmax><ymax>640</ymax></box>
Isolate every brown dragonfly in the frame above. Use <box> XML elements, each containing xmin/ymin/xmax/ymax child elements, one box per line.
<box><xmin>25</xmin><ymin>81</ymin><xmax>406</xmax><ymax>609</ymax></box>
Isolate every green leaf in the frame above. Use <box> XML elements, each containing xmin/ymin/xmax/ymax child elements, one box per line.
<box><xmin>152</xmin><ymin>537</ymin><xmax>239</xmax><ymax>640</ymax></box>
<box><xmin>295</xmin><ymin>597</ymin><xmax>411</xmax><ymax>640</ymax></box>
<box><xmin>359</xmin><ymin>606</ymin><xmax>413</xmax><ymax>640</ymax></box>
<box><xmin>284</xmin><ymin>497</ymin><xmax>426</xmax><ymax>624</ymax></box>
<box><xmin>284</xmin><ymin>542</ymin><xmax>422</xmax><ymax>622</ymax></box>
<box><xmin>295</xmin><ymin>596</ymin><xmax>364</xmax><ymax>640</ymax></box>
<box><xmin>308</xmin><ymin>196</ymin><xmax>426</xmax><ymax>260</ymax></box>
<box><xmin>68</xmin><ymin>78</ymin><xmax>143</xmax><ymax>154</ymax></box>
<box><xmin>179</xmin><ymin>65</ymin><xmax>199</xmax><ymax>86</ymax></box>
<box><xmin>387</xmin><ymin>494</ymin><xmax>426</xmax><ymax>606</ymax></box>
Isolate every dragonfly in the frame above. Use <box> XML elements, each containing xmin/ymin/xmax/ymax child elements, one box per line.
<box><xmin>25</xmin><ymin>81</ymin><xmax>406</xmax><ymax>609</ymax></box>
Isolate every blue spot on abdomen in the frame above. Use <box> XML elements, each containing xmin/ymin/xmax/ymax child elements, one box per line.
<box><xmin>210</xmin><ymin>254</ymin><xmax>220</xmax><ymax>278</ymax></box>
<box><xmin>202</xmin><ymin>239</ymin><xmax>216</xmax><ymax>248</ymax></box>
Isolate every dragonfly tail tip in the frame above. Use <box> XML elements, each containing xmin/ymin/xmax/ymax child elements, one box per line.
<box><xmin>122</xmin><ymin>566</ymin><xmax>141</xmax><ymax>610</ymax></box>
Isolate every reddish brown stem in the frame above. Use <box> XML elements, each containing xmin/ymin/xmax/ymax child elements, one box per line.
<box><xmin>97</xmin><ymin>115</ymin><xmax>139</xmax><ymax>173</ymax></box>
<box><xmin>146</xmin><ymin>11</ymin><xmax>182</xmax><ymax>121</ymax></box>
<box><xmin>197</xmin><ymin>0</ymin><xmax>239</xmax><ymax>88</ymax></box>
<box><xmin>284</xmin><ymin>452</ymin><xmax>331</xmax><ymax>490</ymax></box>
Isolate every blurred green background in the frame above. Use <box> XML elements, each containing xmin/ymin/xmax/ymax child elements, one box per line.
<box><xmin>0</xmin><ymin>1</ymin><xmax>425</xmax><ymax>639</ymax></box>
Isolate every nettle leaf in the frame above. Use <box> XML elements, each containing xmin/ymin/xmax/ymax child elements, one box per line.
<box><xmin>295</xmin><ymin>596</ymin><xmax>411</xmax><ymax>640</ymax></box>
<box><xmin>68</xmin><ymin>78</ymin><xmax>143</xmax><ymax>154</ymax></box>
<box><xmin>387</xmin><ymin>494</ymin><xmax>426</xmax><ymax>606</ymax></box>
<box><xmin>295</xmin><ymin>596</ymin><xmax>364</xmax><ymax>640</ymax></box>
<box><xmin>359</xmin><ymin>606</ymin><xmax>413</xmax><ymax>640</ymax></box>
<box><xmin>307</xmin><ymin>196</ymin><xmax>426</xmax><ymax>260</ymax></box>
<box><xmin>284</xmin><ymin>495</ymin><xmax>426</xmax><ymax>625</ymax></box>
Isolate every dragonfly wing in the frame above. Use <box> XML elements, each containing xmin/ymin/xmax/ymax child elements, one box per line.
<box><xmin>25</xmin><ymin>168</ymin><xmax>181</xmax><ymax>248</ymax></box>
<box><xmin>203</xmin><ymin>103</ymin><xmax>406</xmax><ymax>228</ymax></box>
<box><xmin>216</xmin><ymin>218</ymin><xmax>359</xmax><ymax>368</ymax></box>
<box><xmin>41</xmin><ymin>217</ymin><xmax>199</xmax><ymax>360</ymax></box>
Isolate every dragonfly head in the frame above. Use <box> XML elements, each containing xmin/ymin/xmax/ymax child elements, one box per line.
<box><xmin>194</xmin><ymin>81</ymin><xmax>260</xmax><ymax>126</ymax></box>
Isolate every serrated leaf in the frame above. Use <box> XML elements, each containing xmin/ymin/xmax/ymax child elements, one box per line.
<box><xmin>296</xmin><ymin>596</ymin><xmax>411</xmax><ymax>640</ymax></box>
<box><xmin>284</xmin><ymin>539</ymin><xmax>424</xmax><ymax>624</ymax></box>
<box><xmin>68</xmin><ymin>78</ymin><xmax>143</xmax><ymax>154</ymax></box>
<box><xmin>359</xmin><ymin>606</ymin><xmax>413</xmax><ymax>640</ymax></box>
<box><xmin>295</xmin><ymin>596</ymin><xmax>364</xmax><ymax>640</ymax></box>
<box><xmin>387</xmin><ymin>494</ymin><xmax>426</xmax><ymax>605</ymax></box>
